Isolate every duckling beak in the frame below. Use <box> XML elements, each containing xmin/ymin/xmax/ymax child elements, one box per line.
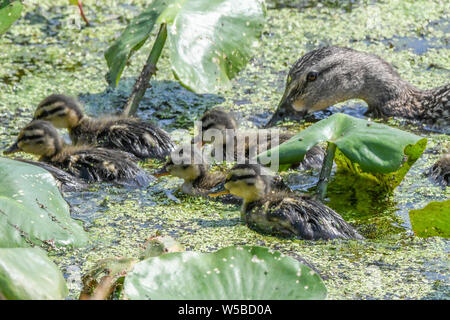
<box><xmin>154</xmin><ymin>167</ymin><xmax>170</xmax><ymax>177</ymax></box>
<box><xmin>3</xmin><ymin>142</ymin><xmax>20</xmax><ymax>155</ymax></box>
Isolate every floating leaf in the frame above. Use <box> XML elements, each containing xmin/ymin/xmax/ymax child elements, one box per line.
<box><xmin>0</xmin><ymin>248</ymin><xmax>68</xmax><ymax>300</ymax></box>
<box><xmin>105</xmin><ymin>0</ymin><xmax>266</xmax><ymax>92</ymax></box>
<box><xmin>0</xmin><ymin>0</ymin><xmax>23</xmax><ymax>35</ymax></box>
<box><xmin>124</xmin><ymin>245</ymin><xmax>327</xmax><ymax>300</ymax></box>
<box><xmin>259</xmin><ymin>113</ymin><xmax>427</xmax><ymax>190</ymax></box>
<box><xmin>409</xmin><ymin>200</ymin><xmax>450</xmax><ymax>238</ymax></box>
<box><xmin>0</xmin><ymin>157</ymin><xmax>88</xmax><ymax>248</ymax></box>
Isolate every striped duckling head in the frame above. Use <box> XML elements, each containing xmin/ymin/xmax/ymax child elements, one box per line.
<box><xmin>223</xmin><ymin>163</ymin><xmax>274</xmax><ymax>203</ymax></box>
<box><xmin>4</xmin><ymin>120</ymin><xmax>63</xmax><ymax>158</ymax></box>
<box><xmin>155</xmin><ymin>144</ymin><xmax>209</xmax><ymax>182</ymax></box>
<box><xmin>33</xmin><ymin>94</ymin><xmax>84</xmax><ymax>129</ymax></box>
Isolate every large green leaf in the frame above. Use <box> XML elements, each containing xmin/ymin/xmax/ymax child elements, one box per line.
<box><xmin>124</xmin><ymin>245</ymin><xmax>327</xmax><ymax>299</ymax></box>
<box><xmin>0</xmin><ymin>1</ymin><xmax>23</xmax><ymax>35</ymax></box>
<box><xmin>163</xmin><ymin>0</ymin><xmax>266</xmax><ymax>92</ymax></box>
<box><xmin>0</xmin><ymin>157</ymin><xmax>88</xmax><ymax>248</ymax></box>
<box><xmin>0</xmin><ymin>248</ymin><xmax>68</xmax><ymax>300</ymax></box>
<box><xmin>105</xmin><ymin>0</ymin><xmax>266</xmax><ymax>92</ymax></box>
<box><xmin>258</xmin><ymin>113</ymin><xmax>427</xmax><ymax>190</ymax></box>
<box><xmin>104</xmin><ymin>0</ymin><xmax>172</xmax><ymax>86</ymax></box>
<box><xmin>409</xmin><ymin>200</ymin><xmax>450</xmax><ymax>238</ymax></box>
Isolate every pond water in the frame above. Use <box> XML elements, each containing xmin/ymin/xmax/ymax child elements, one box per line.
<box><xmin>0</xmin><ymin>0</ymin><xmax>448</xmax><ymax>299</ymax></box>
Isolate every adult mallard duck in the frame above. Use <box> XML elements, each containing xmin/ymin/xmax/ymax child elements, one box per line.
<box><xmin>4</xmin><ymin>120</ymin><xmax>151</xmax><ymax>186</ymax></box>
<box><xmin>210</xmin><ymin>163</ymin><xmax>363</xmax><ymax>240</ymax></box>
<box><xmin>198</xmin><ymin>107</ymin><xmax>325</xmax><ymax>169</ymax></box>
<box><xmin>266</xmin><ymin>46</ymin><xmax>449</xmax><ymax>129</ymax></box>
<box><xmin>33</xmin><ymin>94</ymin><xmax>174</xmax><ymax>160</ymax></box>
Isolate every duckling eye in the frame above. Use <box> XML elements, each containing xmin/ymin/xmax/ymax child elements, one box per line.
<box><xmin>306</xmin><ymin>71</ymin><xmax>318</xmax><ymax>82</ymax></box>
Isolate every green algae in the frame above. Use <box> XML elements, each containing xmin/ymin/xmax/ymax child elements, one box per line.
<box><xmin>0</xmin><ymin>0</ymin><xmax>449</xmax><ymax>299</ymax></box>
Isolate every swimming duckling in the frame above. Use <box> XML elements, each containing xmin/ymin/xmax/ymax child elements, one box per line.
<box><xmin>210</xmin><ymin>163</ymin><xmax>363</xmax><ymax>240</ymax></box>
<box><xmin>33</xmin><ymin>94</ymin><xmax>174</xmax><ymax>160</ymax></box>
<box><xmin>267</xmin><ymin>46</ymin><xmax>449</xmax><ymax>129</ymax></box>
<box><xmin>428</xmin><ymin>152</ymin><xmax>449</xmax><ymax>187</ymax></box>
<box><xmin>198</xmin><ymin>107</ymin><xmax>325</xmax><ymax>169</ymax></box>
<box><xmin>154</xmin><ymin>145</ymin><xmax>232</xmax><ymax>198</ymax></box>
<box><xmin>4</xmin><ymin>120</ymin><xmax>151</xmax><ymax>186</ymax></box>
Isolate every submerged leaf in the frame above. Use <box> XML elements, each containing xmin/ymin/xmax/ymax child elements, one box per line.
<box><xmin>0</xmin><ymin>1</ymin><xmax>23</xmax><ymax>35</ymax></box>
<box><xmin>409</xmin><ymin>200</ymin><xmax>450</xmax><ymax>238</ymax></box>
<box><xmin>0</xmin><ymin>248</ymin><xmax>68</xmax><ymax>300</ymax></box>
<box><xmin>124</xmin><ymin>245</ymin><xmax>326</xmax><ymax>300</ymax></box>
<box><xmin>259</xmin><ymin>113</ymin><xmax>427</xmax><ymax>190</ymax></box>
<box><xmin>0</xmin><ymin>157</ymin><xmax>88</xmax><ymax>248</ymax></box>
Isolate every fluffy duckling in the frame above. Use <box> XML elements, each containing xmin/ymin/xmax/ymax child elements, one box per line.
<box><xmin>198</xmin><ymin>107</ymin><xmax>325</xmax><ymax>169</ymax></box>
<box><xmin>210</xmin><ymin>163</ymin><xmax>363</xmax><ymax>240</ymax></box>
<box><xmin>154</xmin><ymin>144</ymin><xmax>231</xmax><ymax>198</ymax></box>
<box><xmin>428</xmin><ymin>152</ymin><xmax>449</xmax><ymax>187</ymax></box>
<box><xmin>267</xmin><ymin>46</ymin><xmax>449</xmax><ymax>129</ymax></box>
<box><xmin>33</xmin><ymin>94</ymin><xmax>174</xmax><ymax>160</ymax></box>
<box><xmin>4</xmin><ymin>120</ymin><xmax>151</xmax><ymax>186</ymax></box>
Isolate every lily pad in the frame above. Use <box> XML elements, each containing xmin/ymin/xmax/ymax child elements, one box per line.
<box><xmin>105</xmin><ymin>0</ymin><xmax>266</xmax><ymax>93</ymax></box>
<box><xmin>258</xmin><ymin>113</ymin><xmax>427</xmax><ymax>190</ymax></box>
<box><xmin>0</xmin><ymin>157</ymin><xmax>88</xmax><ymax>248</ymax></box>
<box><xmin>0</xmin><ymin>1</ymin><xmax>23</xmax><ymax>35</ymax></box>
<box><xmin>124</xmin><ymin>245</ymin><xmax>327</xmax><ymax>300</ymax></box>
<box><xmin>0</xmin><ymin>248</ymin><xmax>68</xmax><ymax>300</ymax></box>
<box><xmin>409</xmin><ymin>200</ymin><xmax>450</xmax><ymax>238</ymax></box>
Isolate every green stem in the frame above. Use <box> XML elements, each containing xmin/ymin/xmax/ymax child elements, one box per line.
<box><xmin>123</xmin><ymin>23</ymin><xmax>167</xmax><ymax>117</ymax></box>
<box><xmin>316</xmin><ymin>142</ymin><xmax>337</xmax><ymax>201</ymax></box>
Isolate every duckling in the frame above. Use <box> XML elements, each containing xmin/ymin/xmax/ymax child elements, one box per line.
<box><xmin>154</xmin><ymin>144</ymin><xmax>232</xmax><ymax>198</ymax></box>
<box><xmin>428</xmin><ymin>152</ymin><xmax>449</xmax><ymax>187</ymax></box>
<box><xmin>154</xmin><ymin>145</ymin><xmax>289</xmax><ymax>200</ymax></box>
<box><xmin>33</xmin><ymin>94</ymin><xmax>174</xmax><ymax>160</ymax></box>
<box><xmin>267</xmin><ymin>46</ymin><xmax>449</xmax><ymax>129</ymax></box>
<box><xmin>210</xmin><ymin>163</ymin><xmax>363</xmax><ymax>240</ymax></box>
<box><xmin>198</xmin><ymin>107</ymin><xmax>325</xmax><ymax>169</ymax></box>
<box><xmin>4</xmin><ymin>120</ymin><xmax>151</xmax><ymax>186</ymax></box>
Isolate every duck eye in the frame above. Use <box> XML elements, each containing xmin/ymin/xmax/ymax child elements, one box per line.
<box><xmin>306</xmin><ymin>71</ymin><xmax>318</xmax><ymax>82</ymax></box>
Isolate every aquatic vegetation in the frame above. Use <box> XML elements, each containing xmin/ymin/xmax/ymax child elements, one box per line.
<box><xmin>105</xmin><ymin>0</ymin><xmax>266</xmax><ymax>114</ymax></box>
<box><xmin>0</xmin><ymin>157</ymin><xmax>88</xmax><ymax>248</ymax></box>
<box><xmin>0</xmin><ymin>248</ymin><xmax>68</xmax><ymax>299</ymax></box>
<box><xmin>409</xmin><ymin>200</ymin><xmax>450</xmax><ymax>238</ymax></box>
<box><xmin>0</xmin><ymin>1</ymin><xmax>23</xmax><ymax>35</ymax></box>
<box><xmin>259</xmin><ymin>113</ymin><xmax>427</xmax><ymax>198</ymax></box>
<box><xmin>124</xmin><ymin>245</ymin><xmax>327</xmax><ymax>300</ymax></box>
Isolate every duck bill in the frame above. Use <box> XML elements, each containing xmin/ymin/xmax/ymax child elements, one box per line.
<box><xmin>154</xmin><ymin>167</ymin><xmax>170</xmax><ymax>177</ymax></box>
<box><xmin>265</xmin><ymin>91</ymin><xmax>307</xmax><ymax>128</ymax></box>
<box><xmin>3</xmin><ymin>142</ymin><xmax>20</xmax><ymax>155</ymax></box>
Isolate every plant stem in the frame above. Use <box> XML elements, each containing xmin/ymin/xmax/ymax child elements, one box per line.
<box><xmin>77</xmin><ymin>1</ymin><xmax>90</xmax><ymax>26</ymax></box>
<box><xmin>123</xmin><ymin>23</ymin><xmax>167</xmax><ymax>117</ymax></box>
<box><xmin>316</xmin><ymin>142</ymin><xmax>337</xmax><ymax>201</ymax></box>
